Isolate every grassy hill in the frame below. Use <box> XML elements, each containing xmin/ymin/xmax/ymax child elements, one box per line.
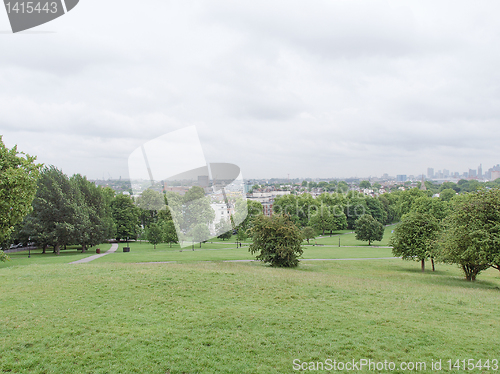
<box><xmin>1</xmin><ymin>258</ymin><xmax>499</xmax><ymax>373</ymax></box>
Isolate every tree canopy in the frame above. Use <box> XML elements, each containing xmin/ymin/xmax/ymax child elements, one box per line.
<box><xmin>249</xmin><ymin>214</ymin><xmax>303</xmax><ymax>267</ymax></box>
<box><xmin>390</xmin><ymin>212</ymin><xmax>440</xmax><ymax>272</ymax></box>
<box><xmin>0</xmin><ymin>137</ymin><xmax>41</xmax><ymax>246</ymax></box>
<box><xmin>439</xmin><ymin>189</ymin><xmax>500</xmax><ymax>281</ymax></box>
<box><xmin>354</xmin><ymin>214</ymin><xmax>384</xmax><ymax>245</ymax></box>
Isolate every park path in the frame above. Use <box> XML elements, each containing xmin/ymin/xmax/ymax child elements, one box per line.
<box><xmin>223</xmin><ymin>257</ymin><xmax>398</xmax><ymax>263</ymax></box>
<box><xmin>69</xmin><ymin>243</ymin><xmax>118</xmax><ymax>264</ymax></box>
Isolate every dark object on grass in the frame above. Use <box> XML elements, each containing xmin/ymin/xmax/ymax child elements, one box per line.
<box><xmin>123</xmin><ymin>247</ymin><xmax>130</xmax><ymax>253</ymax></box>
<box><xmin>96</xmin><ymin>248</ymin><xmax>101</xmax><ymax>254</ymax></box>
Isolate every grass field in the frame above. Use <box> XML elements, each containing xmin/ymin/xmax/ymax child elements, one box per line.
<box><xmin>313</xmin><ymin>225</ymin><xmax>395</xmax><ymax>246</ymax></box>
<box><xmin>1</xmin><ymin>259</ymin><xmax>499</xmax><ymax>373</ymax></box>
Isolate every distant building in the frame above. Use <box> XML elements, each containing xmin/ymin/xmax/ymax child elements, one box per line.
<box><xmin>427</xmin><ymin>168</ymin><xmax>434</xmax><ymax>178</ymax></box>
<box><xmin>478</xmin><ymin>164</ymin><xmax>483</xmax><ymax>179</ymax></box>
<box><xmin>492</xmin><ymin>170</ymin><xmax>500</xmax><ymax>180</ymax></box>
<box><xmin>469</xmin><ymin>169</ymin><xmax>477</xmax><ymax>178</ymax></box>
<box><xmin>396</xmin><ymin>175</ymin><xmax>407</xmax><ymax>182</ymax></box>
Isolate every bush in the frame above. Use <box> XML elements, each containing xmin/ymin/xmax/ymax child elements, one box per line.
<box><xmin>249</xmin><ymin>214</ymin><xmax>303</xmax><ymax>267</ymax></box>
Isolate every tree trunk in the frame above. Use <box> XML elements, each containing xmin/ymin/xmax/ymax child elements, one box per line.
<box><xmin>81</xmin><ymin>244</ymin><xmax>86</xmax><ymax>253</ymax></box>
<box><xmin>200</xmin><ymin>242</ymin><xmax>202</xmax><ymax>248</ymax></box>
<box><xmin>368</xmin><ymin>240</ymin><xmax>371</xmax><ymax>246</ymax></box>
<box><xmin>154</xmin><ymin>244</ymin><xmax>156</xmax><ymax>249</ymax></box>
<box><xmin>421</xmin><ymin>259</ymin><xmax>425</xmax><ymax>272</ymax></box>
<box><xmin>55</xmin><ymin>243</ymin><xmax>60</xmax><ymax>256</ymax></box>
<box><xmin>42</xmin><ymin>245</ymin><xmax>47</xmax><ymax>254</ymax></box>
<box><xmin>462</xmin><ymin>264</ymin><xmax>479</xmax><ymax>281</ymax></box>
<box><xmin>322</xmin><ymin>228</ymin><xmax>325</xmax><ymax>235</ymax></box>
<box><xmin>431</xmin><ymin>257</ymin><xmax>435</xmax><ymax>271</ymax></box>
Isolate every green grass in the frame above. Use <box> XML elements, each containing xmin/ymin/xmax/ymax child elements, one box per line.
<box><xmin>0</xmin><ymin>244</ymin><xmax>112</xmax><ymax>269</ymax></box>
<box><xmin>1</xmin><ymin>260</ymin><xmax>499</xmax><ymax>373</ymax></box>
<box><xmin>314</xmin><ymin>224</ymin><xmax>395</xmax><ymax>246</ymax></box>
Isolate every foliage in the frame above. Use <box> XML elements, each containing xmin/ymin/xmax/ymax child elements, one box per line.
<box><xmin>215</xmin><ymin>219</ymin><xmax>233</xmax><ymax>241</ymax></box>
<box><xmin>439</xmin><ymin>189</ymin><xmax>500</xmax><ymax>281</ymax></box>
<box><xmin>301</xmin><ymin>226</ymin><xmax>316</xmax><ymax>244</ymax></box>
<box><xmin>390</xmin><ymin>212</ymin><xmax>440</xmax><ymax>271</ymax></box>
<box><xmin>162</xmin><ymin>220</ymin><xmax>178</xmax><ymax>247</ymax></box>
<box><xmin>190</xmin><ymin>223</ymin><xmax>211</xmax><ymax>247</ymax></box>
<box><xmin>359</xmin><ymin>180</ymin><xmax>371</xmax><ymax>189</ymax></box>
<box><xmin>0</xmin><ymin>137</ymin><xmax>41</xmax><ymax>245</ymax></box>
<box><xmin>439</xmin><ymin>188</ymin><xmax>456</xmax><ymax>202</ymax></box>
<box><xmin>146</xmin><ymin>222</ymin><xmax>164</xmax><ymax>249</ymax></box>
<box><xmin>344</xmin><ymin>193</ymin><xmax>368</xmax><ymax>229</ymax></box>
<box><xmin>411</xmin><ymin>196</ymin><xmax>449</xmax><ymax>221</ymax></box>
<box><xmin>309</xmin><ymin>203</ymin><xmax>347</xmax><ymax>236</ymax></box>
<box><xmin>24</xmin><ymin>167</ymin><xmax>78</xmax><ymax>255</ymax></box>
<box><xmin>111</xmin><ymin>194</ymin><xmax>140</xmax><ymax>241</ymax></box>
<box><xmin>249</xmin><ymin>214</ymin><xmax>303</xmax><ymax>267</ymax></box>
<box><xmin>181</xmin><ymin>186</ymin><xmax>215</xmax><ymax>233</ymax></box>
<box><xmin>354</xmin><ymin>214</ymin><xmax>384</xmax><ymax>245</ymax></box>
<box><xmin>397</xmin><ymin>188</ymin><xmax>427</xmax><ymax>217</ymax></box>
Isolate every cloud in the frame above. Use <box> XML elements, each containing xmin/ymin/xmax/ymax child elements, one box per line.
<box><xmin>1</xmin><ymin>0</ymin><xmax>500</xmax><ymax>179</ymax></box>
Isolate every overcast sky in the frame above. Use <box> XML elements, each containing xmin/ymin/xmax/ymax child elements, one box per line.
<box><xmin>1</xmin><ymin>0</ymin><xmax>500</xmax><ymax>180</ymax></box>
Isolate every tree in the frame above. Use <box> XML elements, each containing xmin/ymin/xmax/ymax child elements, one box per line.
<box><xmin>301</xmin><ymin>226</ymin><xmax>316</xmax><ymax>244</ymax></box>
<box><xmin>111</xmin><ymin>194</ymin><xmax>140</xmax><ymax>241</ymax></box>
<box><xmin>354</xmin><ymin>214</ymin><xmax>384</xmax><ymax>245</ymax></box>
<box><xmin>71</xmin><ymin>174</ymin><xmax>111</xmax><ymax>253</ymax></box>
<box><xmin>390</xmin><ymin>212</ymin><xmax>440</xmax><ymax>272</ymax></box>
<box><xmin>365</xmin><ymin>196</ymin><xmax>387</xmax><ymax>225</ymax></box>
<box><xmin>191</xmin><ymin>223</ymin><xmax>210</xmax><ymax>248</ymax></box>
<box><xmin>26</xmin><ymin>167</ymin><xmax>78</xmax><ymax>255</ymax></box>
<box><xmin>439</xmin><ymin>189</ymin><xmax>500</xmax><ymax>281</ymax></box>
<box><xmin>309</xmin><ymin>203</ymin><xmax>347</xmax><ymax>236</ymax></box>
<box><xmin>439</xmin><ymin>188</ymin><xmax>456</xmax><ymax>202</ymax></box>
<box><xmin>344</xmin><ymin>193</ymin><xmax>369</xmax><ymax>229</ymax></box>
<box><xmin>146</xmin><ymin>222</ymin><xmax>164</xmax><ymax>249</ymax></box>
<box><xmin>411</xmin><ymin>196</ymin><xmax>449</xmax><ymax>221</ymax></box>
<box><xmin>249</xmin><ymin>214</ymin><xmax>303</xmax><ymax>267</ymax></box>
<box><xmin>0</xmin><ymin>137</ymin><xmax>41</xmax><ymax>250</ymax></box>
<box><xmin>181</xmin><ymin>186</ymin><xmax>215</xmax><ymax>236</ymax></box>
<box><xmin>136</xmin><ymin>188</ymin><xmax>165</xmax><ymax>227</ymax></box>
<box><xmin>215</xmin><ymin>219</ymin><xmax>232</xmax><ymax>241</ymax></box>
<box><xmin>359</xmin><ymin>180</ymin><xmax>371</xmax><ymax>189</ymax></box>
<box><xmin>163</xmin><ymin>220</ymin><xmax>178</xmax><ymax>247</ymax></box>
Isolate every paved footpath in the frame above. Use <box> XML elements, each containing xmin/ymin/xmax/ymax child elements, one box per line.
<box><xmin>70</xmin><ymin>243</ymin><xmax>118</xmax><ymax>264</ymax></box>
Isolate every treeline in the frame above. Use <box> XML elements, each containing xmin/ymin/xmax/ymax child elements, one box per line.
<box><xmin>390</xmin><ymin>187</ymin><xmax>500</xmax><ymax>281</ymax></box>
<box><xmin>9</xmin><ymin>166</ymin><xmax>133</xmax><ymax>254</ymax></box>
<box><xmin>272</xmin><ymin>191</ymin><xmax>399</xmax><ymax>234</ymax></box>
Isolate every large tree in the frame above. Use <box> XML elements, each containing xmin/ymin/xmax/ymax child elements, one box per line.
<box><xmin>439</xmin><ymin>189</ymin><xmax>500</xmax><ymax>281</ymax></box>
<box><xmin>111</xmin><ymin>194</ymin><xmax>140</xmax><ymax>241</ymax></box>
<box><xmin>249</xmin><ymin>214</ymin><xmax>303</xmax><ymax>267</ymax></box>
<box><xmin>162</xmin><ymin>220</ymin><xmax>178</xmax><ymax>247</ymax></box>
<box><xmin>301</xmin><ymin>226</ymin><xmax>316</xmax><ymax>244</ymax></box>
<box><xmin>145</xmin><ymin>221</ymin><xmax>164</xmax><ymax>249</ymax></box>
<box><xmin>0</xmin><ymin>137</ymin><xmax>41</xmax><ymax>251</ymax></box>
<box><xmin>390</xmin><ymin>212</ymin><xmax>440</xmax><ymax>272</ymax></box>
<box><xmin>309</xmin><ymin>203</ymin><xmax>347</xmax><ymax>236</ymax></box>
<box><xmin>27</xmin><ymin>167</ymin><xmax>78</xmax><ymax>255</ymax></box>
<box><xmin>354</xmin><ymin>214</ymin><xmax>384</xmax><ymax>245</ymax></box>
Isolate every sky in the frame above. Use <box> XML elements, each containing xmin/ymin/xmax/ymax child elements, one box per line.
<box><xmin>1</xmin><ymin>0</ymin><xmax>500</xmax><ymax>180</ymax></box>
